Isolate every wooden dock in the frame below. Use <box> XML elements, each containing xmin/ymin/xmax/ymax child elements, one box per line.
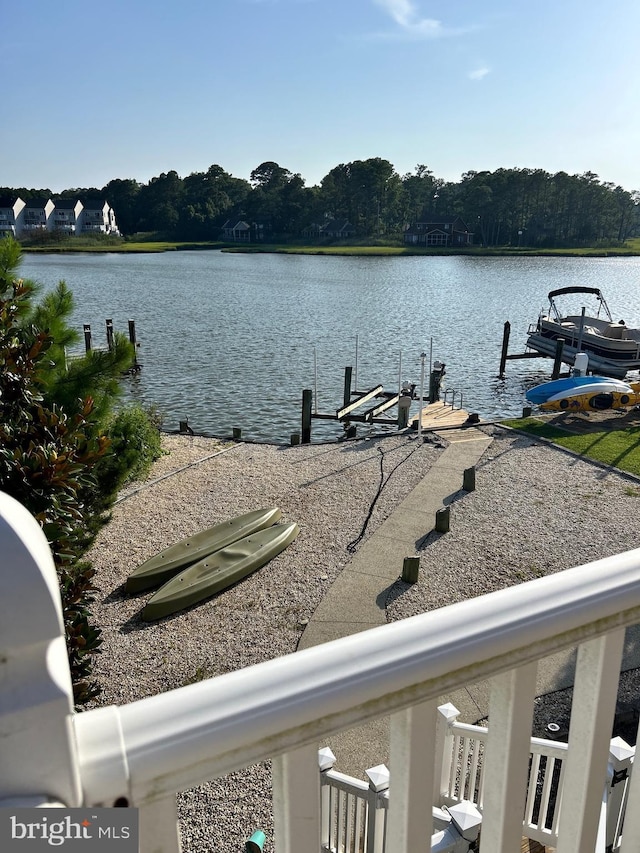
<box><xmin>410</xmin><ymin>401</ymin><xmax>472</xmax><ymax>431</ymax></box>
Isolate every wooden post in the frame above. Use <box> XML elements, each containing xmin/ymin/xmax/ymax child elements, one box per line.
<box><xmin>435</xmin><ymin>506</ymin><xmax>450</xmax><ymax>533</ymax></box>
<box><xmin>83</xmin><ymin>324</ymin><xmax>92</xmax><ymax>352</ymax></box>
<box><xmin>499</xmin><ymin>321</ymin><xmax>511</xmax><ymax>378</ymax></box>
<box><xmin>128</xmin><ymin>319</ymin><xmax>137</xmax><ymax>346</ymax></box>
<box><xmin>301</xmin><ymin>389</ymin><xmax>312</xmax><ymax>444</ymax></box>
<box><xmin>105</xmin><ymin>318</ymin><xmax>114</xmax><ymax>351</ymax></box>
<box><xmin>552</xmin><ymin>338</ymin><xmax>565</xmax><ymax>379</ymax></box>
<box><xmin>343</xmin><ymin>366</ymin><xmax>353</xmax><ymax>409</ymax></box>
<box><xmin>463</xmin><ymin>466</ymin><xmax>476</xmax><ymax>492</ymax></box>
<box><xmin>522</xmin><ymin>406</ymin><xmax>532</xmax><ymax>418</ymax></box>
<box><xmin>232</xmin><ymin>427</ymin><xmax>242</xmax><ymax>441</ymax></box>
<box><xmin>290</xmin><ymin>433</ymin><xmax>300</xmax><ymax>446</ymax></box>
<box><xmin>402</xmin><ymin>557</ymin><xmax>420</xmax><ymax>584</ymax></box>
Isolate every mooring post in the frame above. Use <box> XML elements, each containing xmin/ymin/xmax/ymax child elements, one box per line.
<box><xmin>402</xmin><ymin>556</ymin><xmax>420</xmax><ymax>584</ymax></box>
<box><xmin>343</xmin><ymin>366</ymin><xmax>353</xmax><ymax>409</ymax></box>
<box><xmin>552</xmin><ymin>338</ymin><xmax>565</xmax><ymax>379</ymax></box>
<box><xmin>499</xmin><ymin>321</ymin><xmax>511</xmax><ymax>378</ymax></box>
<box><xmin>83</xmin><ymin>324</ymin><xmax>92</xmax><ymax>352</ymax></box>
<box><xmin>301</xmin><ymin>389</ymin><xmax>312</xmax><ymax>444</ymax></box>
<box><xmin>105</xmin><ymin>318</ymin><xmax>114</xmax><ymax>351</ymax></box>
<box><xmin>435</xmin><ymin>506</ymin><xmax>450</xmax><ymax>533</ymax></box>
<box><xmin>128</xmin><ymin>319</ymin><xmax>137</xmax><ymax>346</ymax></box>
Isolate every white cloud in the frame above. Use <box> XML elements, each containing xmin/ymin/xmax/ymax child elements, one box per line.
<box><xmin>469</xmin><ymin>66</ymin><xmax>490</xmax><ymax>80</ymax></box>
<box><xmin>373</xmin><ymin>0</ymin><xmax>443</xmax><ymax>38</ymax></box>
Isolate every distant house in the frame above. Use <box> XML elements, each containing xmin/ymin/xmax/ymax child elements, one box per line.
<box><xmin>0</xmin><ymin>197</ymin><xmax>26</xmax><ymax>237</ymax></box>
<box><xmin>80</xmin><ymin>200</ymin><xmax>120</xmax><ymax>235</ymax></box>
<box><xmin>3</xmin><ymin>197</ymin><xmax>119</xmax><ymax>238</ymax></box>
<box><xmin>404</xmin><ymin>215</ymin><xmax>473</xmax><ymax>247</ymax></box>
<box><xmin>220</xmin><ymin>219</ymin><xmax>265</xmax><ymax>242</ymax></box>
<box><xmin>303</xmin><ymin>219</ymin><xmax>356</xmax><ymax>240</ymax></box>
<box><xmin>321</xmin><ymin>219</ymin><xmax>355</xmax><ymax>239</ymax></box>
<box><xmin>21</xmin><ymin>198</ymin><xmax>55</xmax><ymax>234</ymax></box>
<box><xmin>51</xmin><ymin>198</ymin><xmax>83</xmax><ymax>234</ymax></box>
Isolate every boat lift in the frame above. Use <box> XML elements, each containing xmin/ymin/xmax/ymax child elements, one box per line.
<box><xmin>300</xmin><ymin>363</ymin><xmax>454</xmax><ymax>444</ymax></box>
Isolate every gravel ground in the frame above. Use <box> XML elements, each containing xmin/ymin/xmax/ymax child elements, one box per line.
<box><xmin>85</xmin><ymin>425</ymin><xmax>640</xmax><ymax>851</ymax></box>
<box><xmin>87</xmin><ymin>429</ymin><xmax>445</xmax><ymax>851</ymax></box>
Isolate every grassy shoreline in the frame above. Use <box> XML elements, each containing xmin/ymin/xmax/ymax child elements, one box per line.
<box><xmin>21</xmin><ymin>239</ymin><xmax>640</xmax><ymax>257</ymax></box>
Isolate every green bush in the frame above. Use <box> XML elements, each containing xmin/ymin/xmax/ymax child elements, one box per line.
<box><xmin>95</xmin><ymin>404</ymin><xmax>165</xmax><ymax>494</ymax></box>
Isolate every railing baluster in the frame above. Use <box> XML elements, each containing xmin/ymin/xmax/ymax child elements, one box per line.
<box><xmin>551</xmin><ymin>757</ymin><xmax>567</xmax><ymax>838</ymax></box>
<box><xmin>525</xmin><ymin>752</ymin><xmax>541</xmax><ymax>827</ymax></box>
<box><xmin>387</xmin><ymin>701</ymin><xmax>437</xmax><ymax>853</ymax></box>
<box><xmin>138</xmin><ymin>798</ymin><xmax>181</xmax><ymax>853</ymax></box>
<box><xmin>272</xmin><ymin>744</ymin><xmax>321</xmax><ymax>853</ymax></box>
<box><xmin>538</xmin><ymin>754</ymin><xmax>556</xmax><ymax>832</ymax></box>
<box><xmin>479</xmin><ymin>662</ymin><xmax>538</xmax><ymax>853</ymax></box>
<box><xmin>555</xmin><ymin>631</ymin><xmax>625</xmax><ymax>853</ymax></box>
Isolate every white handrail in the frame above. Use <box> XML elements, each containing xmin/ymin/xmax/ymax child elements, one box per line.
<box><xmin>75</xmin><ymin>547</ymin><xmax>640</xmax><ymax>807</ymax></box>
<box><xmin>3</xmin><ymin>491</ymin><xmax>640</xmax><ymax>853</ymax></box>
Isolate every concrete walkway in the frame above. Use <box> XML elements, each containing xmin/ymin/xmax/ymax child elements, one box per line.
<box><xmin>297</xmin><ymin>425</ymin><xmax>640</xmax><ymax>776</ymax></box>
<box><xmin>297</xmin><ymin>427</ymin><xmax>493</xmax><ymax>775</ymax></box>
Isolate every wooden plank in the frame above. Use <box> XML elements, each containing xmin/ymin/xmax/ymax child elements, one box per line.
<box><xmin>521</xmin><ymin>838</ymin><xmax>552</xmax><ymax>852</ymax></box>
<box><xmin>363</xmin><ymin>394</ymin><xmax>400</xmax><ymax>421</ymax></box>
<box><xmin>336</xmin><ymin>385</ymin><xmax>384</xmax><ymax>420</ymax></box>
<box><xmin>410</xmin><ymin>402</ymin><xmax>471</xmax><ymax>431</ymax></box>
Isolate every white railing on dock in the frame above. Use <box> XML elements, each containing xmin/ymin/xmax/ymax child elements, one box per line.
<box><xmin>2</xmin><ymin>490</ymin><xmax>640</xmax><ymax>853</ymax></box>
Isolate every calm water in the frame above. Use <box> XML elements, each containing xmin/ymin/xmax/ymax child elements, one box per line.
<box><xmin>18</xmin><ymin>251</ymin><xmax>640</xmax><ymax>442</ymax></box>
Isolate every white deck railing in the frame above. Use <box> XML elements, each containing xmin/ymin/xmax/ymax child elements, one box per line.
<box><xmin>2</xmin><ymin>490</ymin><xmax>640</xmax><ymax>853</ymax></box>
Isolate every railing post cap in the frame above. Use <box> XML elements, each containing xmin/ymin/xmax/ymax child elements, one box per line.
<box><xmin>448</xmin><ymin>800</ymin><xmax>482</xmax><ymax>839</ymax></box>
<box><xmin>365</xmin><ymin>764</ymin><xmax>390</xmax><ymax>792</ymax></box>
<box><xmin>437</xmin><ymin>702</ymin><xmax>460</xmax><ymax>722</ymax></box>
<box><xmin>609</xmin><ymin>736</ymin><xmax>635</xmax><ymax>764</ymax></box>
<box><xmin>317</xmin><ymin>746</ymin><xmax>336</xmax><ymax>771</ymax></box>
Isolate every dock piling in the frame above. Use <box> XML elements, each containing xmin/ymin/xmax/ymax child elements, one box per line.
<box><xmin>552</xmin><ymin>339</ymin><xmax>565</xmax><ymax>379</ymax></box>
<box><xmin>106</xmin><ymin>318</ymin><xmax>114</xmax><ymax>351</ymax></box>
<box><xmin>499</xmin><ymin>321</ymin><xmax>511</xmax><ymax>378</ymax></box>
<box><xmin>83</xmin><ymin>324</ymin><xmax>92</xmax><ymax>352</ymax></box>
<box><xmin>343</xmin><ymin>366</ymin><xmax>353</xmax><ymax>409</ymax></box>
<box><xmin>301</xmin><ymin>389</ymin><xmax>313</xmax><ymax>444</ymax></box>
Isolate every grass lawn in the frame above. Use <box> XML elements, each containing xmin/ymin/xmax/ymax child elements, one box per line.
<box><xmin>502</xmin><ymin>417</ymin><xmax>640</xmax><ymax>478</ymax></box>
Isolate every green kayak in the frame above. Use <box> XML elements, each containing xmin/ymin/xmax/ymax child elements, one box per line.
<box><xmin>125</xmin><ymin>506</ymin><xmax>281</xmax><ymax>593</ymax></box>
<box><xmin>141</xmin><ymin>521</ymin><xmax>300</xmax><ymax>621</ymax></box>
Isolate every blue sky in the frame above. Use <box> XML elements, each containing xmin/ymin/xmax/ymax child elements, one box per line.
<box><xmin>3</xmin><ymin>0</ymin><xmax>639</xmax><ymax>192</ymax></box>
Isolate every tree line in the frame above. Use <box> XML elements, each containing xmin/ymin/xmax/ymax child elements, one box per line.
<box><xmin>5</xmin><ymin>158</ymin><xmax>640</xmax><ymax>247</ymax></box>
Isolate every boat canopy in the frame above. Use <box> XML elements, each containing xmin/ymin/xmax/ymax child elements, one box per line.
<box><xmin>547</xmin><ymin>286</ymin><xmax>603</xmax><ymax>300</ymax></box>
<box><xmin>546</xmin><ymin>286</ymin><xmax>611</xmax><ymax>323</ymax></box>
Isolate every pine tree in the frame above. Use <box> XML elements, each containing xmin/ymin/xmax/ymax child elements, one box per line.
<box><xmin>0</xmin><ymin>236</ymin><xmax>136</xmax><ymax>705</ymax></box>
